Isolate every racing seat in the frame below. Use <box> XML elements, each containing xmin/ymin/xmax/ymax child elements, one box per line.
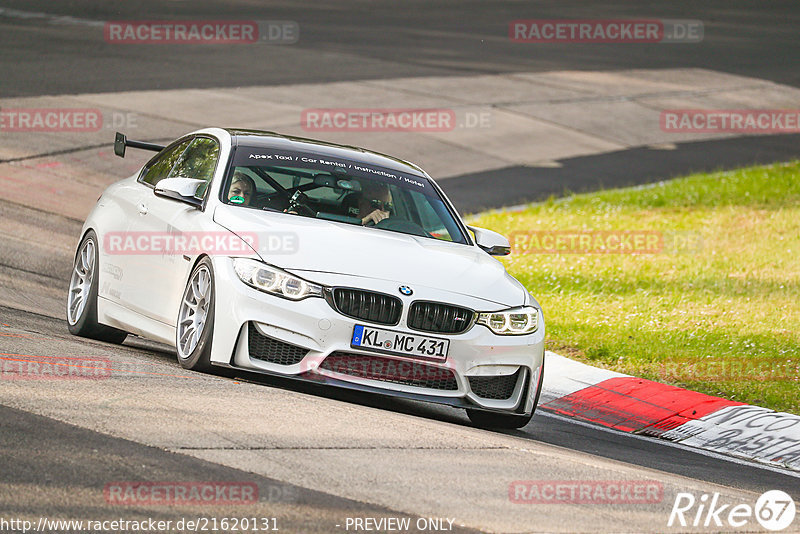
<box><xmin>340</xmin><ymin>191</ymin><xmax>362</xmax><ymax>218</ymax></box>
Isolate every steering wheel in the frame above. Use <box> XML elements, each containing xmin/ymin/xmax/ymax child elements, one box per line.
<box><xmin>374</xmin><ymin>217</ymin><xmax>431</xmax><ymax>237</ymax></box>
<box><xmin>287</xmin><ymin>191</ymin><xmax>316</xmax><ymax>217</ymax></box>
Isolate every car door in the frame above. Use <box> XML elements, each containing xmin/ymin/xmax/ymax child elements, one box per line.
<box><xmin>112</xmin><ymin>138</ymin><xmax>193</xmax><ymax>316</ymax></box>
<box><xmin>130</xmin><ymin>136</ymin><xmax>221</xmax><ymax>326</ymax></box>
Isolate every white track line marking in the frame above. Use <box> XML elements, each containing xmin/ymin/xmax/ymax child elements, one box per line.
<box><xmin>0</xmin><ymin>7</ymin><xmax>105</xmax><ymax>27</ymax></box>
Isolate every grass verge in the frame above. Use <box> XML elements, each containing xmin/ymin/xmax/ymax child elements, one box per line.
<box><xmin>469</xmin><ymin>161</ymin><xmax>800</xmax><ymax>414</ymax></box>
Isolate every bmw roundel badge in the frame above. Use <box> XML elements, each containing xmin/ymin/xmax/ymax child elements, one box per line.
<box><xmin>398</xmin><ymin>285</ymin><xmax>413</xmax><ymax>296</ymax></box>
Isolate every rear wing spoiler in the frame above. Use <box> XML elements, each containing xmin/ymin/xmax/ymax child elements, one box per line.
<box><xmin>114</xmin><ymin>132</ymin><xmax>165</xmax><ymax>158</ymax></box>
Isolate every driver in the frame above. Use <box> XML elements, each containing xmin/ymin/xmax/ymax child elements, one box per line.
<box><xmin>227</xmin><ymin>171</ymin><xmax>256</xmax><ymax>206</ymax></box>
<box><xmin>358</xmin><ymin>181</ymin><xmax>392</xmax><ymax>226</ymax></box>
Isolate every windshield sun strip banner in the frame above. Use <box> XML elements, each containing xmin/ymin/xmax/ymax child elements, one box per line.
<box><xmin>232</xmin><ymin>148</ymin><xmax>431</xmax><ymax>195</ymax></box>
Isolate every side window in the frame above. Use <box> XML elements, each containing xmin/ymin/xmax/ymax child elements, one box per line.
<box><xmin>169</xmin><ymin>137</ymin><xmax>220</xmax><ymax>199</ymax></box>
<box><xmin>140</xmin><ymin>139</ymin><xmax>192</xmax><ymax>187</ymax></box>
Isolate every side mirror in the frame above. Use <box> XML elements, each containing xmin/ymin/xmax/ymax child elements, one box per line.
<box><xmin>468</xmin><ymin>226</ymin><xmax>511</xmax><ymax>256</ymax></box>
<box><xmin>154</xmin><ymin>178</ymin><xmax>205</xmax><ymax>208</ymax></box>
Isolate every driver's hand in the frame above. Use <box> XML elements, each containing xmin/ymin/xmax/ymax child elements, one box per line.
<box><xmin>362</xmin><ymin>209</ymin><xmax>389</xmax><ymax>225</ymax></box>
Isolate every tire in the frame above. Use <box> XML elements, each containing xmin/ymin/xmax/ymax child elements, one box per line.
<box><xmin>66</xmin><ymin>231</ymin><xmax>128</xmax><ymax>344</ymax></box>
<box><xmin>176</xmin><ymin>257</ymin><xmax>215</xmax><ymax>372</ymax></box>
<box><xmin>466</xmin><ymin>358</ymin><xmax>545</xmax><ymax>429</ymax></box>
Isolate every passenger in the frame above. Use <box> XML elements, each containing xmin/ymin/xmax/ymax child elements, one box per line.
<box><xmin>227</xmin><ymin>172</ymin><xmax>256</xmax><ymax>206</ymax></box>
<box><xmin>358</xmin><ymin>181</ymin><xmax>392</xmax><ymax>225</ymax></box>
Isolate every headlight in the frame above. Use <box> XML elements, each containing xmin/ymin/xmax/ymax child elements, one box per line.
<box><xmin>477</xmin><ymin>306</ymin><xmax>539</xmax><ymax>335</ymax></box>
<box><xmin>233</xmin><ymin>258</ymin><xmax>323</xmax><ymax>300</ymax></box>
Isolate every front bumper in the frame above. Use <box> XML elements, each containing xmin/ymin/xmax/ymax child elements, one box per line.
<box><xmin>209</xmin><ymin>257</ymin><xmax>545</xmax><ymax>414</ymax></box>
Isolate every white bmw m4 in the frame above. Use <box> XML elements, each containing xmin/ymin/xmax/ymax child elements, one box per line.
<box><xmin>67</xmin><ymin>128</ymin><xmax>545</xmax><ymax>428</ymax></box>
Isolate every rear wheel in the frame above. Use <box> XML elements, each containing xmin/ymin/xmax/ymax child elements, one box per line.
<box><xmin>176</xmin><ymin>257</ymin><xmax>215</xmax><ymax>372</ymax></box>
<box><xmin>66</xmin><ymin>231</ymin><xmax>128</xmax><ymax>344</ymax></box>
<box><xmin>467</xmin><ymin>359</ymin><xmax>545</xmax><ymax>429</ymax></box>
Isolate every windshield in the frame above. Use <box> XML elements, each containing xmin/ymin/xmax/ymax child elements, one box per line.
<box><xmin>220</xmin><ymin>146</ymin><xmax>468</xmax><ymax>244</ymax></box>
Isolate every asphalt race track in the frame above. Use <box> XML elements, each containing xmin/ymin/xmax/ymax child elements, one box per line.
<box><xmin>2</xmin><ymin>0</ymin><xmax>800</xmax><ymax>95</ymax></box>
<box><xmin>1</xmin><ymin>2</ymin><xmax>799</xmax><ymax>533</ymax></box>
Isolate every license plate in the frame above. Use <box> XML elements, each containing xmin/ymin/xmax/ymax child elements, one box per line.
<box><xmin>351</xmin><ymin>325</ymin><xmax>449</xmax><ymax>360</ymax></box>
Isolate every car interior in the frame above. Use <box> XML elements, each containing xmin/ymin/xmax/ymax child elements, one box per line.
<box><xmin>224</xmin><ymin>165</ymin><xmax>463</xmax><ymax>242</ymax></box>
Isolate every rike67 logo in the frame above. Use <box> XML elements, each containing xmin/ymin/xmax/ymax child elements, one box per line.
<box><xmin>668</xmin><ymin>490</ymin><xmax>796</xmax><ymax>531</ymax></box>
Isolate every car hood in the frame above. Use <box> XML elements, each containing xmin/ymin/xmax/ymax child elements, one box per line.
<box><xmin>213</xmin><ymin>205</ymin><xmax>525</xmax><ymax>307</ymax></box>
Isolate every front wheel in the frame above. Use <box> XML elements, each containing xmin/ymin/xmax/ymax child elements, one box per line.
<box><xmin>66</xmin><ymin>231</ymin><xmax>128</xmax><ymax>344</ymax></box>
<box><xmin>176</xmin><ymin>257</ymin><xmax>215</xmax><ymax>372</ymax></box>
<box><xmin>466</xmin><ymin>359</ymin><xmax>545</xmax><ymax>429</ymax></box>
